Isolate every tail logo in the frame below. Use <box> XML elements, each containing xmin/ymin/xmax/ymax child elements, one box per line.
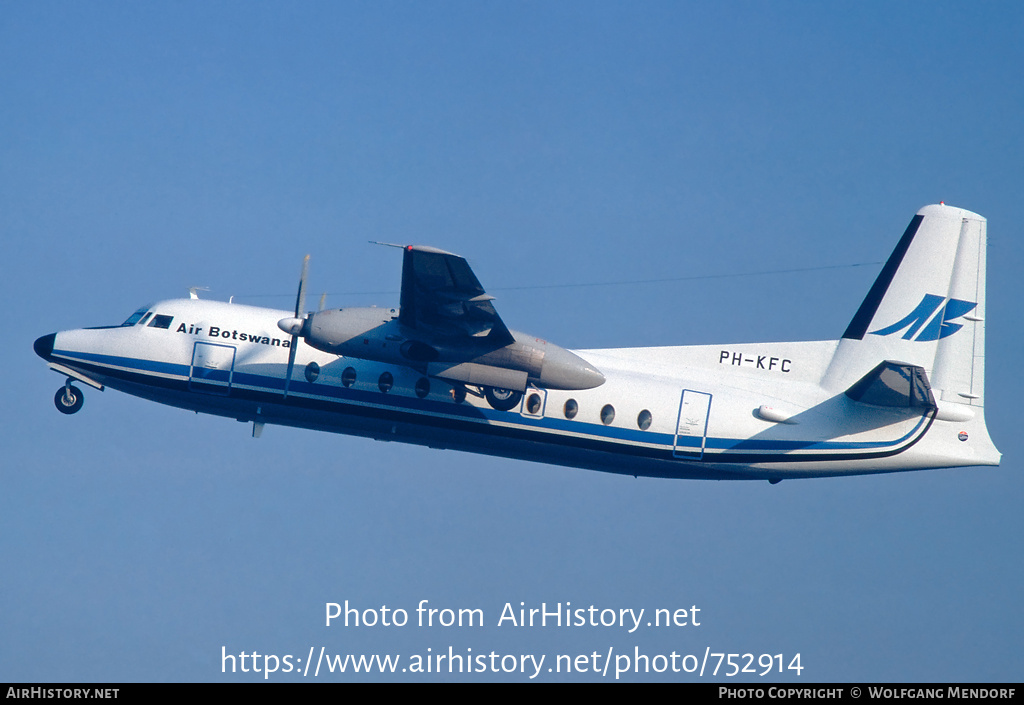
<box><xmin>870</xmin><ymin>293</ymin><xmax>977</xmax><ymax>341</ymax></box>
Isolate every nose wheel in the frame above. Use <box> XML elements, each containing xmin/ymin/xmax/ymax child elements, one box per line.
<box><xmin>54</xmin><ymin>383</ymin><xmax>84</xmax><ymax>415</ymax></box>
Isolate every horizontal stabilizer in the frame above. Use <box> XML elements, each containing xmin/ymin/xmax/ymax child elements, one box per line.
<box><xmin>845</xmin><ymin>361</ymin><xmax>936</xmax><ymax>410</ymax></box>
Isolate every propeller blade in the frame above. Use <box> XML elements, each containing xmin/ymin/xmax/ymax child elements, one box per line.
<box><xmin>295</xmin><ymin>254</ymin><xmax>309</xmax><ymax>318</ymax></box>
<box><xmin>283</xmin><ymin>337</ymin><xmax>299</xmax><ymax>399</ymax></box>
<box><xmin>284</xmin><ymin>255</ymin><xmax>310</xmax><ymax>399</ymax></box>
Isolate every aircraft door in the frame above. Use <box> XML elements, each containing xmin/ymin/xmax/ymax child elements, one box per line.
<box><xmin>673</xmin><ymin>390</ymin><xmax>712</xmax><ymax>460</ymax></box>
<box><xmin>189</xmin><ymin>342</ymin><xmax>236</xmax><ymax>395</ymax></box>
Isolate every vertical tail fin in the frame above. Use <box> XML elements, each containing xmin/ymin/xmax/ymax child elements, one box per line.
<box><xmin>824</xmin><ymin>204</ymin><xmax>987</xmax><ymax>409</ymax></box>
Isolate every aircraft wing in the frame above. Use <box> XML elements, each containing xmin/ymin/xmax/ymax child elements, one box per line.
<box><xmin>398</xmin><ymin>245</ymin><xmax>515</xmax><ymax>345</ymax></box>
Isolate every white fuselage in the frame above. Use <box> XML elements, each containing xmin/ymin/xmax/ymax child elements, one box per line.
<box><xmin>39</xmin><ymin>297</ymin><xmax>1000</xmax><ymax>481</ymax></box>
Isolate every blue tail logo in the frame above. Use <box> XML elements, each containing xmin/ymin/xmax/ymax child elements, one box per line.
<box><xmin>870</xmin><ymin>294</ymin><xmax>977</xmax><ymax>341</ymax></box>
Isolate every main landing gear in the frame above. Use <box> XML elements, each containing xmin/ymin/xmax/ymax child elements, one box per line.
<box><xmin>54</xmin><ymin>382</ymin><xmax>84</xmax><ymax>415</ymax></box>
<box><xmin>453</xmin><ymin>384</ymin><xmax>524</xmax><ymax>411</ymax></box>
<box><xmin>484</xmin><ymin>387</ymin><xmax>523</xmax><ymax>412</ymax></box>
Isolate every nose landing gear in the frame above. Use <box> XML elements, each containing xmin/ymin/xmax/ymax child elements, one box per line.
<box><xmin>54</xmin><ymin>382</ymin><xmax>84</xmax><ymax>415</ymax></box>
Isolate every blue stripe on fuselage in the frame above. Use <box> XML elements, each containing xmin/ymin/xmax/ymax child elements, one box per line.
<box><xmin>50</xmin><ymin>348</ymin><xmax>930</xmax><ymax>462</ymax></box>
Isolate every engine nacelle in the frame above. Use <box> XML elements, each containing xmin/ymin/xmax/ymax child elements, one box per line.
<box><xmin>278</xmin><ymin>307</ymin><xmax>604</xmax><ymax>392</ymax></box>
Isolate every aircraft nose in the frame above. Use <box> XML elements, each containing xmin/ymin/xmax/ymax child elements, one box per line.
<box><xmin>34</xmin><ymin>333</ymin><xmax>55</xmax><ymax>361</ymax></box>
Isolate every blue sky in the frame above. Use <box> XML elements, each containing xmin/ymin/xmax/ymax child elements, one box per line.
<box><xmin>3</xmin><ymin>1</ymin><xmax>1022</xmax><ymax>682</ymax></box>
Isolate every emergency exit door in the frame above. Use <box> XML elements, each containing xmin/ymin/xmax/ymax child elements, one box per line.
<box><xmin>189</xmin><ymin>342</ymin><xmax>236</xmax><ymax>395</ymax></box>
<box><xmin>673</xmin><ymin>390</ymin><xmax>712</xmax><ymax>459</ymax></box>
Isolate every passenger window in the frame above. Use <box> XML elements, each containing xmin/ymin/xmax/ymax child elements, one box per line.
<box><xmin>637</xmin><ymin>409</ymin><xmax>652</xmax><ymax>431</ymax></box>
<box><xmin>564</xmin><ymin>399</ymin><xmax>578</xmax><ymax>419</ymax></box>
<box><xmin>342</xmin><ymin>367</ymin><xmax>356</xmax><ymax>388</ymax></box>
<box><xmin>526</xmin><ymin>393</ymin><xmax>542</xmax><ymax>415</ymax></box>
<box><xmin>378</xmin><ymin>371</ymin><xmax>393</xmax><ymax>393</ymax></box>
<box><xmin>415</xmin><ymin>377</ymin><xmax>430</xmax><ymax>398</ymax></box>
<box><xmin>305</xmin><ymin>361</ymin><xmax>320</xmax><ymax>383</ymax></box>
<box><xmin>600</xmin><ymin>404</ymin><xmax>615</xmax><ymax>425</ymax></box>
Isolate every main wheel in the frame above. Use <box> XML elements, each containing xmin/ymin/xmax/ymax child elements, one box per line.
<box><xmin>54</xmin><ymin>385</ymin><xmax>84</xmax><ymax>415</ymax></box>
<box><xmin>484</xmin><ymin>387</ymin><xmax>522</xmax><ymax>411</ymax></box>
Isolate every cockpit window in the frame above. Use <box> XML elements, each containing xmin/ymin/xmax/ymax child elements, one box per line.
<box><xmin>148</xmin><ymin>314</ymin><xmax>174</xmax><ymax>329</ymax></box>
<box><xmin>121</xmin><ymin>307</ymin><xmax>150</xmax><ymax>327</ymax></box>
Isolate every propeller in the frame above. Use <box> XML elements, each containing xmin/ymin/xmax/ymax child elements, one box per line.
<box><xmin>280</xmin><ymin>255</ymin><xmax>310</xmax><ymax>399</ymax></box>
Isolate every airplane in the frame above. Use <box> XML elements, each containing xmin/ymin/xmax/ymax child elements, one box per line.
<box><xmin>33</xmin><ymin>203</ymin><xmax>1001</xmax><ymax>482</ymax></box>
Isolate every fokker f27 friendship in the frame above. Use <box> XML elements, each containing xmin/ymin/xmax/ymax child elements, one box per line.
<box><xmin>35</xmin><ymin>204</ymin><xmax>1000</xmax><ymax>481</ymax></box>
